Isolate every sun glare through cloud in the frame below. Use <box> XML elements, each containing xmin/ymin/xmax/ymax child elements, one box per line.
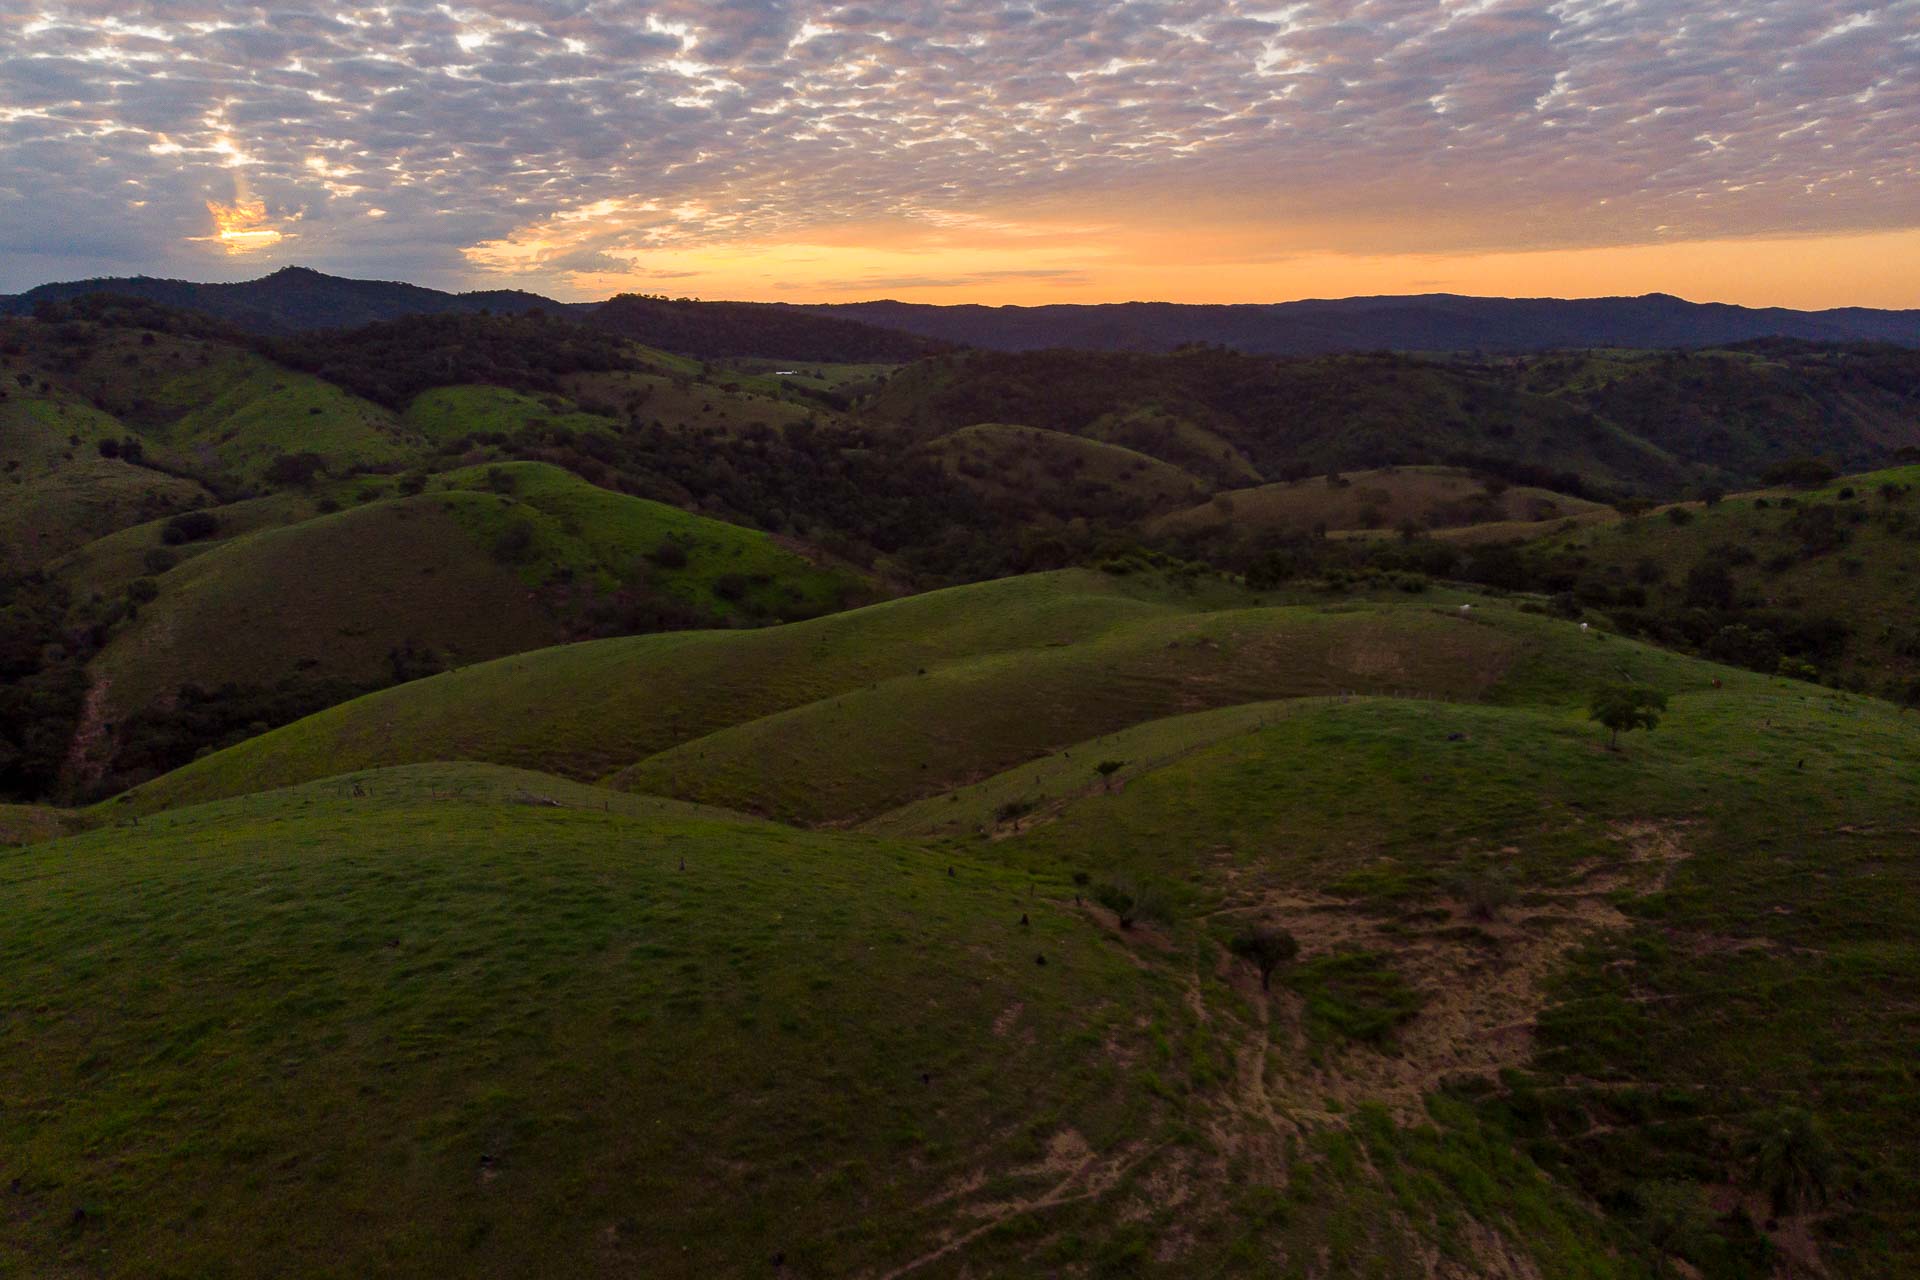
<box><xmin>198</xmin><ymin>194</ymin><xmax>287</xmax><ymax>255</ymax></box>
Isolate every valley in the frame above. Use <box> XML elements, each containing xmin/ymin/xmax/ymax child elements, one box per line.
<box><xmin>2</xmin><ymin>281</ymin><xmax>1918</xmax><ymax>1277</ymax></box>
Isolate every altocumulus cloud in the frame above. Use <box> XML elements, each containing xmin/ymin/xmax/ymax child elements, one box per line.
<box><xmin>0</xmin><ymin>0</ymin><xmax>1915</xmax><ymax>293</ymax></box>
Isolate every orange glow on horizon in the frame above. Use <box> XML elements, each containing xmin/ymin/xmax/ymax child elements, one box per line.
<box><xmin>468</xmin><ymin>216</ymin><xmax>1920</xmax><ymax>311</ymax></box>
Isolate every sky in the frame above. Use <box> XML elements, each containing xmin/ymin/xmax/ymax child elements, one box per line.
<box><xmin>1</xmin><ymin>1</ymin><xmax>1917</xmax><ymax>307</ymax></box>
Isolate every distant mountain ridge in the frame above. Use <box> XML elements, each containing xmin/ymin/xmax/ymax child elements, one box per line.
<box><xmin>0</xmin><ymin>266</ymin><xmax>559</xmax><ymax>334</ymax></box>
<box><xmin>0</xmin><ymin>266</ymin><xmax>946</xmax><ymax>361</ymax></box>
<box><xmin>5</xmin><ymin>267</ymin><xmax>1920</xmax><ymax>355</ymax></box>
<box><xmin>800</xmin><ymin>293</ymin><xmax>1920</xmax><ymax>354</ymax></box>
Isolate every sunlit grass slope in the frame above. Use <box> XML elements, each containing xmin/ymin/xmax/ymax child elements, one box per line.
<box><xmin>402</xmin><ymin>385</ymin><xmax>619</xmax><ymax>443</ymax></box>
<box><xmin>607</xmin><ymin>601</ymin><xmax>1739</xmax><ymax>825</ymax></box>
<box><xmin>109</xmin><ymin>571</ymin><xmax>1208</xmax><ymax>814</ymax></box>
<box><xmin>432</xmin><ymin>461</ymin><xmax>862</xmax><ymax>617</ymax></box>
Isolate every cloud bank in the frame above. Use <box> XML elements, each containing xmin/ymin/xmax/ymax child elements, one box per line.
<box><xmin>1</xmin><ymin>1</ymin><xmax>1915</xmax><ymax>300</ymax></box>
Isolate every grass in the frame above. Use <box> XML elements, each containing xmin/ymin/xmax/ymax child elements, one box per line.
<box><xmin>15</xmin><ymin>571</ymin><xmax>1920</xmax><ymax>1274</ymax></box>
<box><xmin>402</xmin><ymin>385</ymin><xmax>619</xmax><ymax>444</ymax></box>
<box><xmin>1525</xmin><ymin>464</ymin><xmax>1920</xmax><ymax>686</ymax></box>
<box><xmin>1151</xmin><ymin>465</ymin><xmax>1607</xmax><ymax>539</ymax></box>
<box><xmin>89</xmin><ymin>495</ymin><xmax>560</xmax><ymax>716</ymax></box>
<box><xmin>558</xmin><ymin>369</ymin><xmax>825</xmax><ymax>433</ymax></box>
<box><xmin>916</xmin><ymin>423</ymin><xmax>1204</xmax><ymax>523</ymax></box>
<box><xmin>432</xmin><ymin>461</ymin><xmax>863</xmax><ymax>616</ymax></box>
<box><xmin>0</xmin><ymin>456</ymin><xmax>208</xmax><ymax>569</ymax></box>
<box><xmin>2</xmin><ymin>763</ymin><xmax>1199</xmax><ymax>1279</ymax></box>
<box><xmin>0</xmin><ymin>803</ymin><xmax>69</xmax><ymax>847</ymax></box>
<box><xmin>2</xmin><ymin>325</ymin><xmax>420</xmax><ymax>483</ymax></box>
<box><xmin>50</xmin><ymin>492</ymin><xmax>323</xmax><ymax>599</ymax></box>
<box><xmin>143</xmin><ymin>353</ymin><xmax>417</xmax><ymax>481</ymax></box>
<box><xmin>610</xmin><ymin>598</ymin><xmax>1542</xmax><ymax>824</ymax></box>
<box><xmin>108</xmin><ymin>569</ymin><xmax>1198</xmax><ymax>814</ymax></box>
<box><xmin>81</xmin><ymin>462</ymin><xmax>865</xmax><ymax>738</ymax></box>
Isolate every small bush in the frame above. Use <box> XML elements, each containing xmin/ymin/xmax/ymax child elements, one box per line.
<box><xmin>648</xmin><ymin>541</ymin><xmax>690</xmax><ymax>570</ymax></box>
<box><xmin>142</xmin><ymin>547</ymin><xmax>178</xmax><ymax>575</ymax></box>
<box><xmin>263</xmin><ymin>451</ymin><xmax>327</xmax><ymax>488</ymax></box>
<box><xmin>161</xmin><ymin>510</ymin><xmax>220</xmax><ymax>545</ymax></box>
<box><xmin>491</xmin><ymin>517</ymin><xmax>536</xmax><ymax>562</ymax></box>
<box><xmin>127</xmin><ymin>577</ymin><xmax>159</xmax><ymax>605</ymax></box>
<box><xmin>1094</xmin><ymin>877</ymin><xmax>1168</xmax><ymax>930</ymax></box>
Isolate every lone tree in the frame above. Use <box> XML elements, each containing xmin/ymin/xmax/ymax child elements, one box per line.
<box><xmin>1094</xmin><ymin>759</ymin><xmax>1126</xmax><ymax>791</ymax></box>
<box><xmin>1590</xmin><ymin>684</ymin><xmax>1667</xmax><ymax>750</ymax></box>
<box><xmin>1229</xmin><ymin>924</ymin><xmax>1300</xmax><ymax>991</ymax></box>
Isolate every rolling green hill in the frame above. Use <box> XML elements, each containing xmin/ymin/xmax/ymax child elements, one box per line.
<box><xmin>105</xmin><ymin>570</ymin><xmax>1192</xmax><ymax>814</ymax></box>
<box><xmin>1514</xmin><ymin>465</ymin><xmax>1920</xmax><ymax>693</ymax></box>
<box><xmin>1151</xmin><ymin>466</ymin><xmax>1608</xmax><ymax>541</ymax></box>
<box><xmin>605</xmin><ymin>597</ymin><xmax>1710</xmax><ymax>826</ymax></box>
<box><xmin>870</xmin><ymin>348</ymin><xmax>1693</xmax><ymax>495</ymax></box>
<box><xmin>917</xmin><ymin>423</ymin><xmax>1204</xmax><ymax>524</ymax></box>
<box><xmin>12</xmin><ymin>595</ymin><xmax>1919</xmax><ymax>1276</ymax></box>
<box><xmin>66</xmin><ymin>463</ymin><xmax>865</xmax><ymax>793</ymax></box>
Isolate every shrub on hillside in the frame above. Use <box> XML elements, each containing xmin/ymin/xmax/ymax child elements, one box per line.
<box><xmin>161</xmin><ymin>510</ymin><xmax>220</xmax><ymax>545</ymax></box>
<box><xmin>1093</xmin><ymin>877</ymin><xmax>1168</xmax><ymax>930</ymax></box>
<box><xmin>647</xmin><ymin>541</ymin><xmax>689</xmax><ymax>570</ymax></box>
<box><xmin>491</xmin><ymin>517</ymin><xmax>536</xmax><ymax>562</ymax></box>
<box><xmin>263</xmin><ymin>451</ymin><xmax>327</xmax><ymax>488</ymax></box>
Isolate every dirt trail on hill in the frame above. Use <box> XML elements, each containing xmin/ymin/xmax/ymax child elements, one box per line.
<box><xmin>870</xmin><ymin>821</ymin><xmax>1693</xmax><ymax>1278</ymax></box>
<box><xmin>58</xmin><ymin>676</ymin><xmax>115</xmax><ymax>795</ymax></box>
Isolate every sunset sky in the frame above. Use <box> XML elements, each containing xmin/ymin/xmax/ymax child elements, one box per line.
<box><xmin>2</xmin><ymin>1</ymin><xmax>1916</xmax><ymax>307</ymax></box>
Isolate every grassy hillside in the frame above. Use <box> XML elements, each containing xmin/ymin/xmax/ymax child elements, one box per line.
<box><xmin>917</xmin><ymin>423</ymin><xmax>1204</xmax><ymax>524</ymax></box>
<box><xmin>48</xmin><ymin>491</ymin><xmax>324</xmax><ymax>598</ymax></box>
<box><xmin>0</xmin><ymin>803</ymin><xmax>69</xmax><ymax>847</ymax></box>
<box><xmin>119</xmin><ymin>570</ymin><xmax>1716</xmax><ymax>827</ymax></box>
<box><xmin>872</xmin><ymin>348</ymin><xmax>1692</xmax><ymax>495</ymax></box>
<box><xmin>107</xmin><ymin>571</ymin><xmax>1213</xmax><ymax>814</ymax></box>
<box><xmin>560</xmin><ymin>367</ymin><xmax>826</xmax><ymax>433</ymax></box>
<box><xmin>402</xmin><ymin>385</ymin><xmax>620</xmax><ymax>444</ymax></box>
<box><xmin>1152</xmin><ymin>466</ymin><xmax>1608</xmax><ymax>540</ymax></box>
<box><xmin>0</xmin><ymin>456</ymin><xmax>209</xmax><ymax>569</ymax></box>
<box><xmin>67</xmin><ymin>464</ymin><xmax>864</xmax><ymax>791</ymax></box>
<box><xmin>609</xmin><ymin>598</ymin><xmax>1628</xmax><ymax>825</ymax></box>
<box><xmin>15</xmin><ymin>632</ymin><xmax>1919</xmax><ymax>1274</ymax></box>
<box><xmin>2</xmin><ymin>319</ymin><xmax>419</xmax><ymax>482</ymax></box>
<box><xmin>433</xmin><ymin>461</ymin><xmax>862</xmax><ymax>619</ymax></box>
<box><xmin>87</xmin><ymin>495</ymin><xmax>560</xmax><ymax>715</ymax></box>
<box><xmin>876</xmin><ymin>683</ymin><xmax>1920</xmax><ymax>1276</ymax></box>
<box><xmin>0</xmin><ymin>390</ymin><xmax>210</xmax><ymax>567</ymax></box>
<box><xmin>3</xmin><ymin>764</ymin><xmax>1220</xmax><ymax>1278</ymax></box>
<box><xmin>1519</xmin><ymin>465</ymin><xmax>1920</xmax><ymax>691</ymax></box>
